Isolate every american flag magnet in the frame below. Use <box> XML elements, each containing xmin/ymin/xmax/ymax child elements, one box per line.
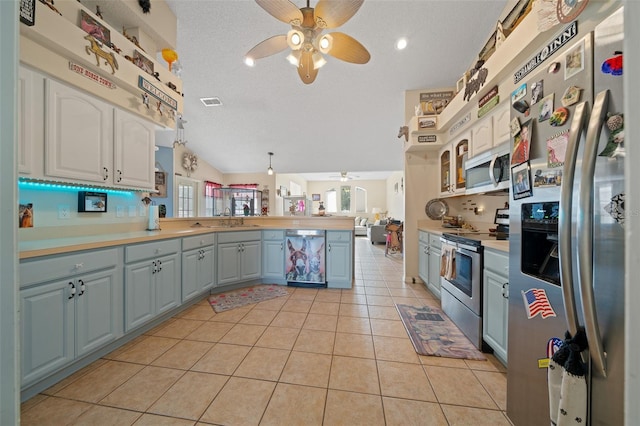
<box><xmin>522</xmin><ymin>288</ymin><xmax>557</xmax><ymax>319</ymax></box>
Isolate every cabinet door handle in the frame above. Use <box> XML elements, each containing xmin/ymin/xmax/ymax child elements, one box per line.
<box><xmin>68</xmin><ymin>282</ymin><xmax>76</xmax><ymax>299</ymax></box>
<box><xmin>74</xmin><ymin>263</ymin><xmax>84</xmax><ymax>270</ymax></box>
<box><xmin>280</xmin><ymin>242</ymin><xmax>283</xmax><ymax>250</ymax></box>
<box><xmin>157</xmin><ymin>259</ymin><xmax>162</xmax><ymax>273</ymax></box>
<box><xmin>78</xmin><ymin>279</ymin><xmax>85</xmax><ymax>297</ymax></box>
<box><xmin>152</xmin><ymin>260</ymin><xmax>156</xmax><ymax>274</ymax></box>
<box><xmin>116</xmin><ymin>169</ymin><xmax>122</xmax><ymax>182</ymax></box>
<box><xmin>502</xmin><ymin>282</ymin><xmax>509</xmax><ymax>299</ymax></box>
<box><xmin>328</xmin><ymin>244</ymin><xmax>332</xmax><ymax>252</ymax></box>
<box><xmin>238</xmin><ymin>245</ymin><xmax>242</xmax><ymax>252</ymax></box>
<box><xmin>103</xmin><ymin>167</ymin><xmax>109</xmax><ymax>181</ymax></box>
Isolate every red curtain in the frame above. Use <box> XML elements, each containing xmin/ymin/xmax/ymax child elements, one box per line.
<box><xmin>228</xmin><ymin>183</ymin><xmax>258</xmax><ymax>189</ymax></box>
<box><xmin>204</xmin><ymin>181</ymin><xmax>222</xmax><ymax>196</ymax></box>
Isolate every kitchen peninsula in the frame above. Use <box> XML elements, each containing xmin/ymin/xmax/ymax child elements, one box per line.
<box><xmin>18</xmin><ymin>216</ymin><xmax>354</xmax><ymax>400</ymax></box>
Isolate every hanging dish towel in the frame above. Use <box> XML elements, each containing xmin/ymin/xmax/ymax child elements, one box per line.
<box><xmin>440</xmin><ymin>243</ymin><xmax>457</xmax><ymax>281</ymax></box>
<box><xmin>548</xmin><ymin>328</ymin><xmax>588</xmax><ymax>426</ymax></box>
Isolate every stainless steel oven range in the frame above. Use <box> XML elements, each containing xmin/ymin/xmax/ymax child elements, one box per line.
<box><xmin>439</xmin><ymin>232</ymin><xmax>489</xmax><ymax>349</ymax></box>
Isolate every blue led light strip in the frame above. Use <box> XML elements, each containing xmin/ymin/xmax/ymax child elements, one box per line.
<box><xmin>18</xmin><ymin>179</ymin><xmax>136</xmax><ymax>196</ymax></box>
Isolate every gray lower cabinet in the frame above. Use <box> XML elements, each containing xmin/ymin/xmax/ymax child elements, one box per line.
<box><xmin>19</xmin><ymin>248</ymin><xmax>122</xmax><ymax>386</ymax></box>
<box><xmin>326</xmin><ymin>231</ymin><xmax>352</xmax><ymax>288</ymax></box>
<box><xmin>124</xmin><ymin>239</ymin><xmax>181</xmax><ymax>331</ymax></box>
<box><xmin>483</xmin><ymin>247</ymin><xmax>509</xmax><ymax>365</ymax></box>
<box><xmin>262</xmin><ymin>229</ymin><xmax>285</xmax><ymax>283</ymax></box>
<box><xmin>427</xmin><ymin>234</ymin><xmax>442</xmax><ymax>299</ymax></box>
<box><xmin>418</xmin><ymin>231</ymin><xmax>442</xmax><ymax>299</ymax></box>
<box><xmin>217</xmin><ymin>231</ymin><xmax>262</xmax><ymax>286</ymax></box>
<box><xmin>182</xmin><ymin>234</ymin><xmax>215</xmax><ymax>302</ymax></box>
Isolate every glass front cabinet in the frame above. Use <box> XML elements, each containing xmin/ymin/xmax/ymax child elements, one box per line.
<box><xmin>213</xmin><ymin>188</ymin><xmax>263</xmax><ymax>216</ymax></box>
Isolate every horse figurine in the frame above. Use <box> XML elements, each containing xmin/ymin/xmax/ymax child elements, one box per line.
<box><xmin>397</xmin><ymin>126</ymin><xmax>409</xmax><ymax>142</ymax></box>
<box><xmin>84</xmin><ymin>35</ymin><xmax>118</xmax><ymax>74</ymax></box>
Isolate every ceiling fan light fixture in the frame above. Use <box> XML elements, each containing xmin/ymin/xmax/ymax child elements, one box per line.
<box><xmin>312</xmin><ymin>52</ymin><xmax>327</xmax><ymax>69</ymax></box>
<box><xmin>286</xmin><ymin>50</ymin><xmax>301</xmax><ymax>67</ymax></box>
<box><xmin>244</xmin><ymin>56</ymin><xmax>255</xmax><ymax>67</ymax></box>
<box><xmin>318</xmin><ymin>34</ymin><xmax>333</xmax><ymax>54</ymax></box>
<box><xmin>396</xmin><ymin>38</ymin><xmax>408</xmax><ymax>50</ymax></box>
<box><xmin>287</xmin><ymin>29</ymin><xmax>304</xmax><ymax>50</ymax></box>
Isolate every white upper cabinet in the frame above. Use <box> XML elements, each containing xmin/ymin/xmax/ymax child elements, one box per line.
<box><xmin>114</xmin><ymin>109</ymin><xmax>155</xmax><ymax>190</ymax></box>
<box><xmin>42</xmin><ymin>78</ymin><xmax>155</xmax><ymax>191</ymax></box>
<box><xmin>471</xmin><ymin>115</ymin><xmax>493</xmax><ymax>157</ymax></box>
<box><xmin>45</xmin><ymin>79</ymin><xmax>112</xmax><ymax>184</ymax></box>
<box><xmin>18</xmin><ymin>67</ymin><xmax>45</xmax><ymax>177</ymax></box>
<box><xmin>492</xmin><ymin>101</ymin><xmax>511</xmax><ymax>147</ymax></box>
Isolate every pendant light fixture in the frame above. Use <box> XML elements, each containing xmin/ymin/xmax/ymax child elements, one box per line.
<box><xmin>267</xmin><ymin>152</ymin><xmax>274</xmax><ymax>175</ymax></box>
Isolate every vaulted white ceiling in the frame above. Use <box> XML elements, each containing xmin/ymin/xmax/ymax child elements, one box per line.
<box><xmin>159</xmin><ymin>0</ymin><xmax>509</xmax><ymax>181</ymax></box>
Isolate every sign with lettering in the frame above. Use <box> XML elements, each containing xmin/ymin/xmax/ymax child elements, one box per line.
<box><xmin>20</xmin><ymin>0</ymin><xmax>36</xmax><ymax>26</ymax></box>
<box><xmin>138</xmin><ymin>76</ymin><xmax>178</xmax><ymax>110</ymax></box>
<box><xmin>419</xmin><ymin>90</ymin><xmax>454</xmax><ymax>115</ymax></box>
<box><xmin>68</xmin><ymin>62</ymin><xmax>116</xmax><ymax>89</ymax></box>
<box><xmin>514</xmin><ymin>21</ymin><xmax>578</xmax><ymax>84</ymax></box>
<box><xmin>450</xmin><ymin>112</ymin><xmax>471</xmax><ymax>135</ymax></box>
<box><xmin>417</xmin><ymin>135</ymin><xmax>437</xmax><ymax>143</ymax></box>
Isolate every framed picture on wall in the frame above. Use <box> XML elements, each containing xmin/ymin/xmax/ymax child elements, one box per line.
<box><xmin>151</xmin><ymin>171</ymin><xmax>166</xmax><ymax>197</ymax></box>
<box><xmin>80</xmin><ymin>10</ymin><xmax>111</xmax><ymax>45</ymax></box>
<box><xmin>312</xmin><ymin>194</ymin><xmax>321</xmax><ymax>201</ymax></box>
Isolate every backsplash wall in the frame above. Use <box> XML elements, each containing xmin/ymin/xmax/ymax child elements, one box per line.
<box><xmin>445</xmin><ymin>193</ymin><xmax>509</xmax><ymax>228</ymax></box>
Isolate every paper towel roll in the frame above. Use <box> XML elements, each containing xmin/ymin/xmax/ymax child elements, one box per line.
<box><xmin>148</xmin><ymin>205</ymin><xmax>160</xmax><ymax>230</ymax></box>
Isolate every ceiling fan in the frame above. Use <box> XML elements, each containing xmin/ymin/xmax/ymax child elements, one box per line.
<box><xmin>329</xmin><ymin>171</ymin><xmax>358</xmax><ymax>181</ymax></box>
<box><xmin>245</xmin><ymin>0</ymin><xmax>371</xmax><ymax>84</ymax></box>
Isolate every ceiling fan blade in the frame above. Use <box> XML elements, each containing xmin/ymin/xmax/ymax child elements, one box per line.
<box><xmin>297</xmin><ymin>50</ymin><xmax>319</xmax><ymax>84</ymax></box>
<box><xmin>325</xmin><ymin>32</ymin><xmax>370</xmax><ymax>64</ymax></box>
<box><xmin>255</xmin><ymin>0</ymin><xmax>303</xmax><ymax>25</ymax></box>
<box><xmin>314</xmin><ymin>0</ymin><xmax>364</xmax><ymax>28</ymax></box>
<box><xmin>246</xmin><ymin>35</ymin><xmax>289</xmax><ymax>59</ymax></box>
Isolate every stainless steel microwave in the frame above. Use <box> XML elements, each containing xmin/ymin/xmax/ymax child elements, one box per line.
<box><xmin>464</xmin><ymin>144</ymin><xmax>510</xmax><ymax>194</ymax></box>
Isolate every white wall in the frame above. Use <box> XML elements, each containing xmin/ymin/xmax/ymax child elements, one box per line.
<box><xmin>307</xmin><ymin>179</ymin><xmax>387</xmax><ymax>219</ymax></box>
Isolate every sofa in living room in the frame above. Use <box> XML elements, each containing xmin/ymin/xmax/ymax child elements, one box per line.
<box><xmin>354</xmin><ymin>217</ymin><xmax>370</xmax><ymax>236</ymax></box>
<box><xmin>367</xmin><ymin>219</ymin><xmax>388</xmax><ymax>244</ymax></box>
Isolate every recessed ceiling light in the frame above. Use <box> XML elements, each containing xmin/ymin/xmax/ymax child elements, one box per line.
<box><xmin>396</xmin><ymin>38</ymin><xmax>408</xmax><ymax>50</ymax></box>
<box><xmin>200</xmin><ymin>97</ymin><xmax>222</xmax><ymax>107</ymax></box>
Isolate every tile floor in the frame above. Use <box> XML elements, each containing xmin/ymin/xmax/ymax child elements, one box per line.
<box><xmin>21</xmin><ymin>237</ymin><xmax>510</xmax><ymax>425</ymax></box>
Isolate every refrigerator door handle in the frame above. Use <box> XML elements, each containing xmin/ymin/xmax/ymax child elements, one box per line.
<box><xmin>558</xmin><ymin>101</ymin><xmax>588</xmax><ymax>337</ymax></box>
<box><xmin>579</xmin><ymin>89</ymin><xmax>610</xmax><ymax>378</ymax></box>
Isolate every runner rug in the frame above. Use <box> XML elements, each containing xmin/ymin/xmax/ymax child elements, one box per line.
<box><xmin>396</xmin><ymin>304</ymin><xmax>486</xmax><ymax>360</ymax></box>
<box><xmin>208</xmin><ymin>284</ymin><xmax>290</xmax><ymax>313</ymax></box>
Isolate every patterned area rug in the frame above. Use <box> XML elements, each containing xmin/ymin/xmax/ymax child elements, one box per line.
<box><xmin>208</xmin><ymin>285</ymin><xmax>290</xmax><ymax>313</ymax></box>
<box><xmin>396</xmin><ymin>304</ymin><xmax>486</xmax><ymax>361</ymax></box>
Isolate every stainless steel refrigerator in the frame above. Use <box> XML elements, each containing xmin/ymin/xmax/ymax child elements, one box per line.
<box><xmin>507</xmin><ymin>8</ymin><xmax>624</xmax><ymax>425</ymax></box>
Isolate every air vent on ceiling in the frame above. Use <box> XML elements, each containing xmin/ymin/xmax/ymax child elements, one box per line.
<box><xmin>200</xmin><ymin>97</ymin><xmax>222</xmax><ymax>107</ymax></box>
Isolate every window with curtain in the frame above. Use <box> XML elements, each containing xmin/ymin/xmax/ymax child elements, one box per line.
<box><xmin>204</xmin><ymin>181</ymin><xmax>222</xmax><ymax>217</ymax></box>
<box><xmin>325</xmin><ymin>189</ymin><xmax>337</xmax><ymax>213</ymax></box>
<box><xmin>355</xmin><ymin>186</ymin><xmax>367</xmax><ymax>213</ymax></box>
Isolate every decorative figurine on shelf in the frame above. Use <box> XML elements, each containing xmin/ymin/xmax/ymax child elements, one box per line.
<box><xmin>397</xmin><ymin>125</ymin><xmax>409</xmax><ymax>142</ymax></box>
<box><xmin>152</xmin><ymin>71</ymin><xmax>161</xmax><ymax>82</ymax></box>
<box><xmin>318</xmin><ymin>201</ymin><xmax>325</xmax><ymax>216</ymax></box>
<box><xmin>123</xmin><ymin>27</ymin><xmax>145</xmax><ymax>52</ymax></box>
<box><xmin>95</xmin><ymin>5</ymin><xmax>103</xmax><ymax>19</ymax></box>
<box><xmin>138</xmin><ymin>0</ymin><xmax>151</xmax><ymax>14</ymax></box>
<box><xmin>243</xmin><ymin>204</ymin><xmax>250</xmax><ymax>216</ymax></box>
<box><xmin>84</xmin><ymin>34</ymin><xmax>118</xmax><ymax>74</ymax></box>
<box><xmin>39</xmin><ymin>0</ymin><xmax>62</xmax><ymax>15</ymax></box>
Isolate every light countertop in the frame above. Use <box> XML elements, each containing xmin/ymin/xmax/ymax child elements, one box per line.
<box><xmin>418</xmin><ymin>225</ymin><xmax>509</xmax><ymax>253</ymax></box>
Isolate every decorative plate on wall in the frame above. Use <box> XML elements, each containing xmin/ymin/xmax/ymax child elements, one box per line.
<box><xmin>425</xmin><ymin>199</ymin><xmax>449</xmax><ymax>220</ymax></box>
